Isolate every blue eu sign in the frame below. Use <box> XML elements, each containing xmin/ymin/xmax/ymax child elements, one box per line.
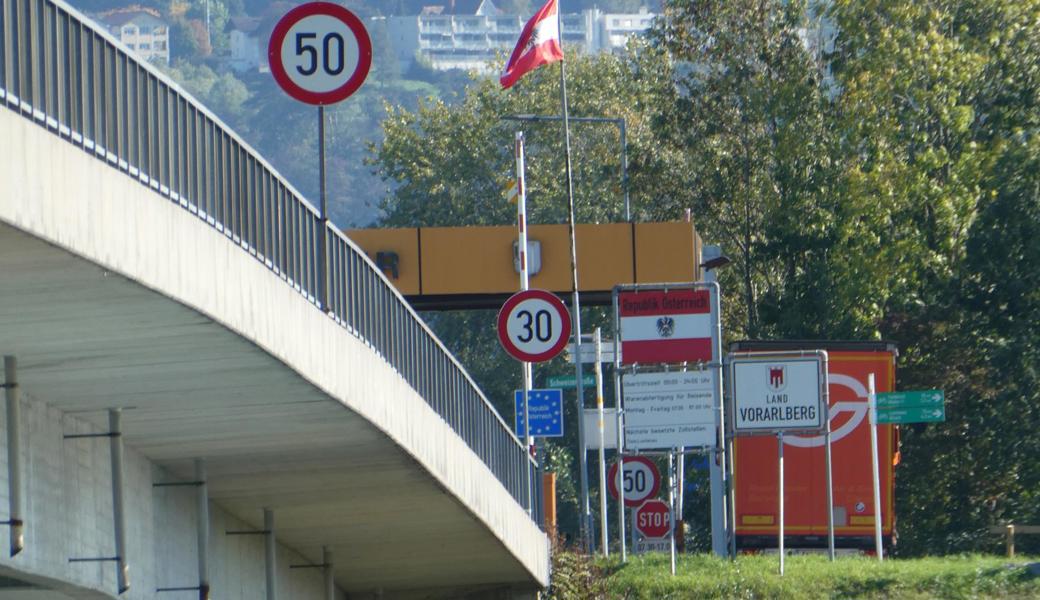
<box><xmin>514</xmin><ymin>388</ymin><xmax>564</xmax><ymax>438</ymax></box>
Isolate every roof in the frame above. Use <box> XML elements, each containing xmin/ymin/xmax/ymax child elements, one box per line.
<box><xmin>421</xmin><ymin>0</ymin><xmax>499</xmax><ymax>16</ymax></box>
<box><xmin>95</xmin><ymin>5</ymin><xmax>166</xmax><ymax>28</ymax></box>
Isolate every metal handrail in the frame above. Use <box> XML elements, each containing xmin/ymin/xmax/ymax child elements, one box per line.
<box><xmin>0</xmin><ymin>0</ymin><xmax>537</xmax><ymax>511</ymax></box>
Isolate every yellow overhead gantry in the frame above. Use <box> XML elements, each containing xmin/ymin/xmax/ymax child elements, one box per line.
<box><xmin>346</xmin><ymin>221</ymin><xmax>704</xmax><ymax>310</ymax></box>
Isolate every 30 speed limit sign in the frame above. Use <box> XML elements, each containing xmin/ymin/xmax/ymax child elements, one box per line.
<box><xmin>497</xmin><ymin>289</ymin><xmax>571</xmax><ymax>363</ymax></box>
<box><xmin>268</xmin><ymin>2</ymin><xmax>372</xmax><ymax>105</ymax></box>
<box><xmin>607</xmin><ymin>456</ymin><xmax>661</xmax><ymax>507</ymax></box>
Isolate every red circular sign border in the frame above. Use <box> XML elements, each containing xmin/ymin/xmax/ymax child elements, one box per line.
<box><xmin>497</xmin><ymin>289</ymin><xmax>572</xmax><ymax>363</ymax></box>
<box><xmin>635</xmin><ymin>498</ymin><xmax>671</xmax><ymax>538</ymax></box>
<box><xmin>268</xmin><ymin>2</ymin><xmax>373</xmax><ymax>105</ymax></box>
<box><xmin>607</xmin><ymin>456</ymin><xmax>662</xmax><ymax>507</ymax></box>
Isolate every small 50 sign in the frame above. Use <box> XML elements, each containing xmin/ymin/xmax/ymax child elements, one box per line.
<box><xmin>607</xmin><ymin>456</ymin><xmax>661</xmax><ymax>508</ymax></box>
<box><xmin>268</xmin><ymin>2</ymin><xmax>372</xmax><ymax>105</ymax></box>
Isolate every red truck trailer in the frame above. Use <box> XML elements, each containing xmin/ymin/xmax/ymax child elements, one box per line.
<box><xmin>730</xmin><ymin>341</ymin><xmax>898</xmax><ymax>551</ymax></box>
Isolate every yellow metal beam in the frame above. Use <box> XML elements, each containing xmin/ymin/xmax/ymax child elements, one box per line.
<box><xmin>346</xmin><ymin>222</ymin><xmax>703</xmax><ymax>309</ymax></box>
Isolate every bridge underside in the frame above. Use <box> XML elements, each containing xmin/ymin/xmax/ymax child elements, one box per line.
<box><xmin>0</xmin><ymin>221</ymin><xmax>539</xmax><ymax>598</ymax></box>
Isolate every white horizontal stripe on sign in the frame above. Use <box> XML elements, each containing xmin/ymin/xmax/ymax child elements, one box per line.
<box><xmin>620</xmin><ymin>313</ymin><xmax>712</xmax><ymax>342</ymax></box>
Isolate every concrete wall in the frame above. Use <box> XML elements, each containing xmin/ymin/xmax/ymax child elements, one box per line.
<box><xmin>0</xmin><ymin>390</ymin><xmax>340</xmax><ymax>599</ymax></box>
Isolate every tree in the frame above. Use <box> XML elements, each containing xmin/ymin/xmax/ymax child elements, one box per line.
<box><xmin>825</xmin><ymin>0</ymin><xmax>1040</xmax><ymax>554</ymax></box>
<box><xmin>648</xmin><ymin>0</ymin><xmax>877</xmax><ymax>340</ymax></box>
<box><xmin>373</xmin><ymin>47</ymin><xmax>678</xmax><ymax>228</ymax></box>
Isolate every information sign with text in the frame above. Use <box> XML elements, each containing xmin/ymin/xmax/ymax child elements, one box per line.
<box><xmin>513</xmin><ymin>388</ymin><xmax>564</xmax><ymax>437</ymax></box>
<box><xmin>622</xmin><ymin>371</ymin><xmax>716</xmax><ymax>451</ymax></box>
<box><xmin>731</xmin><ymin>356</ymin><xmax>825</xmax><ymax>433</ymax></box>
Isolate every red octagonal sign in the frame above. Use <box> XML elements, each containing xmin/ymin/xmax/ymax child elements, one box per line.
<box><xmin>635</xmin><ymin>499</ymin><xmax>672</xmax><ymax>539</ymax></box>
<box><xmin>268</xmin><ymin>2</ymin><xmax>372</xmax><ymax>105</ymax></box>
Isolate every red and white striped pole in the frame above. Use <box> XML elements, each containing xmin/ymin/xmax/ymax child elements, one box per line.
<box><xmin>516</xmin><ymin>132</ymin><xmax>536</xmax><ymax>514</ymax></box>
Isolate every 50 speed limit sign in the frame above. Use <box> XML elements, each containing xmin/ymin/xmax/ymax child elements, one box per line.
<box><xmin>268</xmin><ymin>2</ymin><xmax>372</xmax><ymax>105</ymax></box>
<box><xmin>497</xmin><ymin>289</ymin><xmax>571</xmax><ymax>363</ymax></box>
<box><xmin>607</xmin><ymin>456</ymin><xmax>661</xmax><ymax>507</ymax></box>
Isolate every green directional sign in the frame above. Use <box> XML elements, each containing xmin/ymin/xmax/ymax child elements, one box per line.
<box><xmin>876</xmin><ymin>405</ymin><xmax>945</xmax><ymax>424</ymax></box>
<box><xmin>876</xmin><ymin>390</ymin><xmax>944</xmax><ymax>409</ymax></box>
<box><xmin>547</xmin><ymin>374</ymin><xmax>596</xmax><ymax>389</ymax></box>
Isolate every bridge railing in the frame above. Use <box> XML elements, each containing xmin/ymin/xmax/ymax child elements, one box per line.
<box><xmin>0</xmin><ymin>0</ymin><xmax>540</xmax><ymax>517</ymax></box>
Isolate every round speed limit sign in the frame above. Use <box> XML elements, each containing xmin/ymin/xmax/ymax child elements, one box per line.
<box><xmin>497</xmin><ymin>289</ymin><xmax>571</xmax><ymax>363</ymax></box>
<box><xmin>268</xmin><ymin>2</ymin><xmax>372</xmax><ymax>105</ymax></box>
<box><xmin>608</xmin><ymin>456</ymin><xmax>661</xmax><ymax>507</ymax></box>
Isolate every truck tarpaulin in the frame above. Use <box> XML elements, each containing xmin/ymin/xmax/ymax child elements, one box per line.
<box><xmin>730</xmin><ymin>341</ymin><xmax>898</xmax><ymax>550</ymax></box>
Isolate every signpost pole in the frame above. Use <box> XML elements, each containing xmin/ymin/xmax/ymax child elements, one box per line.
<box><xmin>778</xmin><ymin>431</ymin><xmax>785</xmax><ymax>576</ymax></box>
<box><xmin>612</xmin><ymin>292</ymin><xmax>627</xmax><ymax>562</ymax></box>
<box><xmin>668</xmin><ymin>451</ymin><xmax>677</xmax><ymax>576</ymax></box>
<box><xmin>317</xmin><ymin>105</ymin><xmax>329</xmax><ymax>312</ymax></box>
<box><xmin>595</xmin><ymin>329</ymin><xmax>609</xmax><ymax>556</ymax></box>
<box><xmin>704</xmin><ymin>270</ymin><xmax>728</xmax><ymax>558</ymax></box>
<box><xmin>868</xmin><ymin>373</ymin><xmax>883</xmax><ymax>561</ymax></box>
<box><xmin>515</xmin><ymin>132</ymin><xmax>534</xmax><ymax>514</ymax></box>
<box><xmin>824</xmin><ymin>402</ymin><xmax>836</xmax><ymax>562</ymax></box>
<box><xmin>822</xmin><ymin>353</ymin><xmax>835</xmax><ymax>562</ymax></box>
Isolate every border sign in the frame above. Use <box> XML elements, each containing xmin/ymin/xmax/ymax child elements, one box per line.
<box><xmin>618</xmin><ymin>288</ymin><xmax>713</xmax><ymax>364</ymax></box>
<box><xmin>497</xmin><ymin>289</ymin><xmax>571</xmax><ymax>363</ymax></box>
<box><xmin>607</xmin><ymin>456</ymin><xmax>660</xmax><ymax>507</ymax></box>
<box><xmin>731</xmin><ymin>355</ymin><xmax>826</xmax><ymax>433</ymax></box>
<box><xmin>268</xmin><ymin>2</ymin><xmax>372</xmax><ymax>105</ymax></box>
<box><xmin>622</xmin><ymin>370</ymin><xmax>716</xmax><ymax>450</ymax></box>
<box><xmin>513</xmin><ymin>389</ymin><xmax>564</xmax><ymax>437</ymax></box>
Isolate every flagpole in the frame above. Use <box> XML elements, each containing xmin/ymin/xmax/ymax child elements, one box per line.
<box><xmin>556</xmin><ymin>2</ymin><xmax>591</xmax><ymax>554</ymax></box>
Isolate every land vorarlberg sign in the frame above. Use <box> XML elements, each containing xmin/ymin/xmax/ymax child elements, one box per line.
<box><xmin>622</xmin><ymin>370</ymin><xmax>716</xmax><ymax>450</ymax></box>
<box><xmin>731</xmin><ymin>357</ymin><xmax>825</xmax><ymax>433</ymax></box>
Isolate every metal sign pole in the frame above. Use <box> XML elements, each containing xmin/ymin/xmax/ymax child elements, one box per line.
<box><xmin>868</xmin><ymin>373</ymin><xmax>883</xmax><ymax>561</ymax></box>
<box><xmin>703</xmin><ymin>261</ymin><xmax>728</xmax><ymax>558</ymax></box>
<box><xmin>822</xmin><ymin>354</ymin><xmax>835</xmax><ymax>561</ymax></box>
<box><xmin>515</xmin><ymin>132</ymin><xmax>534</xmax><ymax>514</ymax></box>
<box><xmin>668</xmin><ymin>451</ymin><xmax>677</xmax><ymax>576</ymax></box>
<box><xmin>778</xmin><ymin>431</ymin><xmax>785</xmax><ymax>577</ymax></box>
<box><xmin>317</xmin><ymin>105</ymin><xmax>329</xmax><ymax>312</ymax></box>
<box><xmin>595</xmin><ymin>329</ymin><xmax>609</xmax><ymax>556</ymax></box>
<box><xmin>612</xmin><ymin>291</ymin><xmax>627</xmax><ymax>561</ymax></box>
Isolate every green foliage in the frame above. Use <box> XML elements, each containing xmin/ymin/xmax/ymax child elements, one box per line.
<box><xmin>547</xmin><ymin>542</ymin><xmax>608</xmax><ymax>600</ymax></box>
<box><xmin>372</xmin><ymin>46</ymin><xmax>677</xmax><ymax>228</ymax></box>
<box><xmin>603</xmin><ymin>554</ymin><xmax>1040</xmax><ymax>599</ymax></box>
<box><xmin>823</xmin><ymin>0</ymin><xmax>1040</xmax><ymax>556</ymax></box>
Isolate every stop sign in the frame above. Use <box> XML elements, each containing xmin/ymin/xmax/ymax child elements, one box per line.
<box><xmin>635</xmin><ymin>499</ymin><xmax>671</xmax><ymax>539</ymax></box>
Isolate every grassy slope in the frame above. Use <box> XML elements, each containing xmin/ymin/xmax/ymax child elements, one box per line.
<box><xmin>599</xmin><ymin>554</ymin><xmax>1040</xmax><ymax>599</ymax></box>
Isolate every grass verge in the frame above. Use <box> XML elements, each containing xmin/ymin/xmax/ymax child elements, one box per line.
<box><xmin>578</xmin><ymin>553</ymin><xmax>1040</xmax><ymax>599</ymax></box>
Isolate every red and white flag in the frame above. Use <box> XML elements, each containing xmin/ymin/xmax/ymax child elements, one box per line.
<box><xmin>500</xmin><ymin>0</ymin><xmax>564</xmax><ymax>89</ymax></box>
<box><xmin>619</xmin><ymin>289</ymin><xmax>714</xmax><ymax>364</ymax></box>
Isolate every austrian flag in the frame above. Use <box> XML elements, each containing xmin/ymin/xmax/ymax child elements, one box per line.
<box><xmin>500</xmin><ymin>0</ymin><xmax>564</xmax><ymax>89</ymax></box>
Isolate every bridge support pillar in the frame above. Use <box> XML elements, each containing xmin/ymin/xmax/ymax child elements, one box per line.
<box><xmin>109</xmin><ymin>409</ymin><xmax>131</xmax><ymax>594</ymax></box>
<box><xmin>3</xmin><ymin>355</ymin><xmax>24</xmax><ymax>556</ymax></box>
<box><xmin>196</xmin><ymin>459</ymin><xmax>211</xmax><ymax>599</ymax></box>
<box><xmin>265</xmin><ymin>508</ymin><xmax>277</xmax><ymax>600</ymax></box>
<box><xmin>323</xmin><ymin>546</ymin><xmax>334</xmax><ymax>600</ymax></box>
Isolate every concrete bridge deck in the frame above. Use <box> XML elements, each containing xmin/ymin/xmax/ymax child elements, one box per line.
<box><xmin>0</xmin><ymin>0</ymin><xmax>548</xmax><ymax>596</ymax></box>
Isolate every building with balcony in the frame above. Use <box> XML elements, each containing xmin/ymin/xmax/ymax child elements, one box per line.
<box><xmin>385</xmin><ymin>5</ymin><xmax>657</xmax><ymax>73</ymax></box>
<box><xmin>96</xmin><ymin>6</ymin><xmax>169</xmax><ymax>65</ymax></box>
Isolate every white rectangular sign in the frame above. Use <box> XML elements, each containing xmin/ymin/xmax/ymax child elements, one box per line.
<box><xmin>731</xmin><ymin>357</ymin><xmax>824</xmax><ymax>433</ymax></box>
<box><xmin>622</xmin><ymin>371</ymin><xmax>717</xmax><ymax>450</ymax></box>
<box><xmin>582</xmin><ymin>408</ymin><xmax>619</xmax><ymax>450</ymax></box>
<box><xmin>634</xmin><ymin>538</ymin><xmax>671</xmax><ymax>554</ymax></box>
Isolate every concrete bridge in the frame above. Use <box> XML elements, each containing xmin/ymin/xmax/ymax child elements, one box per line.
<box><xmin>0</xmin><ymin>0</ymin><xmax>548</xmax><ymax>598</ymax></box>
